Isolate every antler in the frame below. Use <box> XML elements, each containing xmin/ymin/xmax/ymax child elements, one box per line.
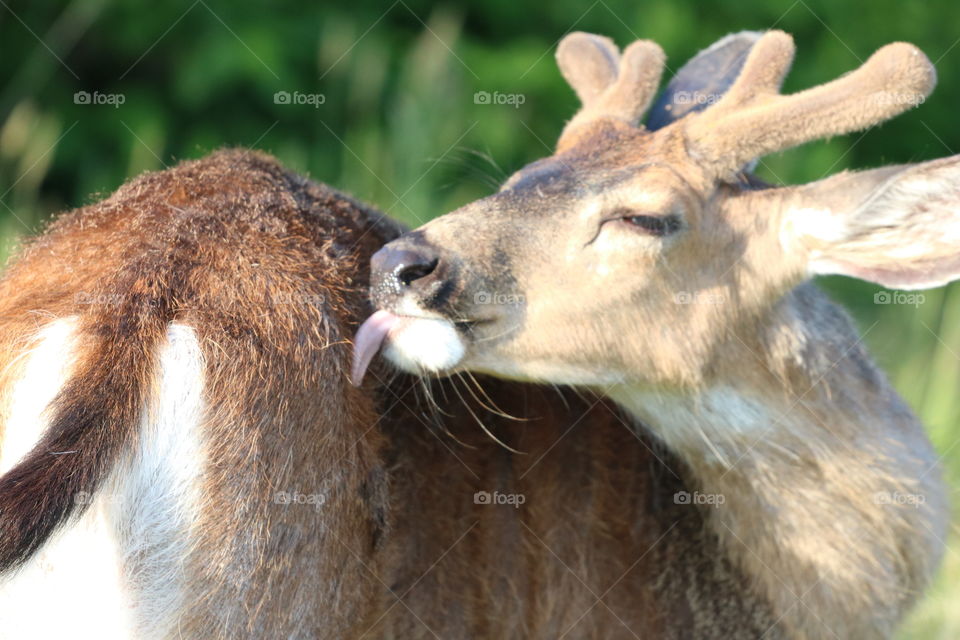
<box><xmin>556</xmin><ymin>32</ymin><xmax>665</xmax><ymax>148</ymax></box>
<box><xmin>685</xmin><ymin>30</ymin><xmax>937</xmax><ymax>178</ymax></box>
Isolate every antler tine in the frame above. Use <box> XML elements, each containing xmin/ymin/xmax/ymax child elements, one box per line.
<box><xmin>557</xmin><ymin>32</ymin><xmax>621</xmax><ymax>103</ymax></box>
<box><xmin>715</xmin><ymin>30</ymin><xmax>795</xmax><ymax>107</ymax></box>
<box><xmin>686</xmin><ymin>30</ymin><xmax>937</xmax><ymax>178</ymax></box>
<box><xmin>601</xmin><ymin>40</ymin><xmax>668</xmax><ymax>124</ymax></box>
<box><xmin>556</xmin><ymin>33</ymin><xmax>666</xmax><ymax>149</ymax></box>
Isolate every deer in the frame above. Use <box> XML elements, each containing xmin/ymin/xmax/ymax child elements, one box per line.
<box><xmin>0</xmin><ymin>86</ymin><xmax>784</xmax><ymax>640</ymax></box>
<box><xmin>357</xmin><ymin>30</ymin><xmax>959</xmax><ymax>638</ymax></box>
<box><xmin>0</xmin><ymin>31</ymin><xmax>946</xmax><ymax>640</ymax></box>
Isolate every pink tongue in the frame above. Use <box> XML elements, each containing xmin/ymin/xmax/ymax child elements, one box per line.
<box><xmin>351</xmin><ymin>310</ymin><xmax>400</xmax><ymax>386</ymax></box>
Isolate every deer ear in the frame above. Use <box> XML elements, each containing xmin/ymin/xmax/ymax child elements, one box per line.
<box><xmin>781</xmin><ymin>155</ymin><xmax>960</xmax><ymax>290</ymax></box>
<box><xmin>647</xmin><ymin>31</ymin><xmax>763</xmax><ymax>131</ymax></box>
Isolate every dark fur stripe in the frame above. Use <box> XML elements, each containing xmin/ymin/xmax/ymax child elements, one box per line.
<box><xmin>0</xmin><ymin>270</ymin><xmax>173</xmax><ymax>572</ymax></box>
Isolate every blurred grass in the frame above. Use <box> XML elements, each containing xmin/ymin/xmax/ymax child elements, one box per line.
<box><xmin>2</xmin><ymin>1</ymin><xmax>960</xmax><ymax>636</ymax></box>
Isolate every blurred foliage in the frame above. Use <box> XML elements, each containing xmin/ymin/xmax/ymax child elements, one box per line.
<box><xmin>2</xmin><ymin>0</ymin><xmax>960</xmax><ymax>636</ymax></box>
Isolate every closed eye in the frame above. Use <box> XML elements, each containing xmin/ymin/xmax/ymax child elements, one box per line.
<box><xmin>613</xmin><ymin>211</ymin><xmax>683</xmax><ymax>237</ymax></box>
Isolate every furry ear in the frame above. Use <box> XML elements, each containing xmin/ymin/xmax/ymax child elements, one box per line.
<box><xmin>647</xmin><ymin>31</ymin><xmax>763</xmax><ymax>131</ymax></box>
<box><xmin>780</xmin><ymin>155</ymin><xmax>960</xmax><ymax>290</ymax></box>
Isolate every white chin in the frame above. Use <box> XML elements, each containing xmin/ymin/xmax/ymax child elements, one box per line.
<box><xmin>383</xmin><ymin>317</ymin><xmax>466</xmax><ymax>374</ymax></box>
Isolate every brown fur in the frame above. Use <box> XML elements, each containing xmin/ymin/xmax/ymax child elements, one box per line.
<box><xmin>0</xmin><ymin>149</ymin><xmax>785</xmax><ymax>638</ymax></box>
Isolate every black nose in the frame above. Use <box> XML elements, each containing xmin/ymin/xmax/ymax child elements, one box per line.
<box><xmin>370</xmin><ymin>243</ymin><xmax>442</xmax><ymax>297</ymax></box>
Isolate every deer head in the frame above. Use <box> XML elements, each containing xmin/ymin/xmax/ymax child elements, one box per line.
<box><xmin>354</xmin><ymin>30</ymin><xmax>960</xmax><ymax>390</ymax></box>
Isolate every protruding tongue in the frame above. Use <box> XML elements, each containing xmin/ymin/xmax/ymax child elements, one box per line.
<box><xmin>351</xmin><ymin>310</ymin><xmax>400</xmax><ymax>386</ymax></box>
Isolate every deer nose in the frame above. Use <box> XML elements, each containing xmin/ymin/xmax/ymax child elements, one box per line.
<box><xmin>370</xmin><ymin>243</ymin><xmax>442</xmax><ymax>296</ymax></box>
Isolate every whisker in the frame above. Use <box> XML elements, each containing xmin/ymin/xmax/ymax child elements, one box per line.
<box><xmin>426</xmin><ymin>147</ymin><xmax>507</xmax><ymax>193</ymax></box>
<box><xmin>472</xmin><ymin>320</ymin><xmax>524</xmax><ymax>343</ymax></box>
<box><xmin>420</xmin><ymin>374</ymin><xmax>475</xmax><ymax>449</ymax></box>
<box><xmin>551</xmin><ymin>383</ymin><xmax>572</xmax><ymax>411</ymax></box>
<box><xmin>420</xmin><ymin>375</ymin><xmax>454</xmax><ymax>418</ymax></box>
<box><xmin>462</xmin><ymin>370</ymin><xmax>528</xmax><ymax>422</ymax></box>
<box><xmin>449</xmin><ymin>373</ymin><xmax>525</xmax><ymax>454</ymax></box>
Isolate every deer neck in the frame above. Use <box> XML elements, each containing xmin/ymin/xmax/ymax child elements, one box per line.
<box><xmin>605</xmin><ymin>284</ymin><xmax>946</xmax><ymax>638</ymax></box>
<box><xmin>606</xmin><ymin>284</ymin><xmax>918</xmax><ymax>466</ymax></box>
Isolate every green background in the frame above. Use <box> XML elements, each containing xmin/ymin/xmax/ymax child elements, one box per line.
<box><xmin>2</xmin><ymin>1</ymin><xmax>959</xmax><ymax>635</ymax></box>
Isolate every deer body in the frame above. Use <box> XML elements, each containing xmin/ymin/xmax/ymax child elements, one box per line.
<box><xmin>0</xmin><ymin>149</ymin><xmax>790</xmax><ymax>638</ymax></box>
<box><xmin>361</xmin><ymin>31</ymin><xmax>958</xmax><ymax>638</ymax></box>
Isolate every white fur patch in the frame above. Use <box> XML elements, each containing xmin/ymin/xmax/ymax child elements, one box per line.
<box><xmin>609</xmin><ymin>384</ymin><xmax>780</xmax><ymax>466</ymax></box>
<box><xmin>0</xmin><ymin>322</ymin><xmax>206</xmax><ymax>640</ymax></box>
<box><xmin>0</xmin><ymin>318</ymin><xmax>78</xmax><ymax>475</ymax></box>
<box><xmin>384</xmin><ymin>316</ymin><xmax>465</xmax><ymax>373</ymax></box>
<box><xmin>0</xmin><ymin>318</ymin><xmax>134</xmax><ymax>638</ymax></box>
<box><xmin>114</xmin><ymin>323</ymin><xmax>206</xmax><ymax>637</ymax></box>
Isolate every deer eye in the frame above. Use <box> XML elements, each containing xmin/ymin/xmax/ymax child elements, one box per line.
<box><xmin>621</xmin><ymin>213</ymin><xmax>682</xmax><ymax>237</ymax></box>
